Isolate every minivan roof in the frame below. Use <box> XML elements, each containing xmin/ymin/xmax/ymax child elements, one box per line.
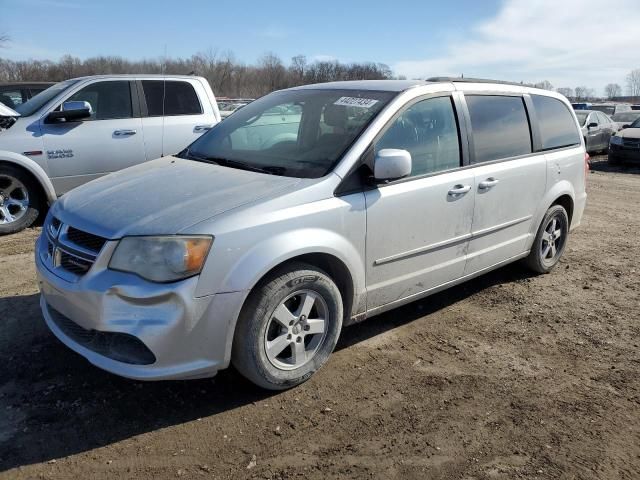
<box><xmin>293</xmin><ymin>77</ymin><xmax>558</xmax><ymax>93</ymax></box>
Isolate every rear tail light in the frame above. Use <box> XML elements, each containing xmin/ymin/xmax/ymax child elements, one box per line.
<box><xmin>584</xmin><ymin>152</ymin><xmax>590</xmax><ymax>183</ymax></box>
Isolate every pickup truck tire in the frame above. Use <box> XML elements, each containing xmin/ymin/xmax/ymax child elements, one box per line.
<box><xmin>524</xmin><ymin>205</ymin><xmax>569</xmax><ymax>274</ymax></box>
<box><xmin>232</xmin><ymin>262</ymin><xmax>343</xmax><ymax>390</ymax></box>
<box><xmin>0</xmin><ymin>165</ymin><xmax>41</xmax><ymax>235</ymax></box>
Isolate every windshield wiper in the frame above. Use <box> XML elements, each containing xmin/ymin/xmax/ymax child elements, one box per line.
<box><xmin>179</xmin><ymin>150</ymin><xmax>285</xmax><ymax>175</ymax></box>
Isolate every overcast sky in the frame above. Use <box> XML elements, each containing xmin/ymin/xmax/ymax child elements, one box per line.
<box><xmin>1</xmin><ymin>0</ymin><xmax>639</xmax><ymax>95</ymax></box>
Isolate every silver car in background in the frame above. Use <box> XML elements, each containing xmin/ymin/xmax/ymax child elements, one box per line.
<box><xmin>36</xmin><ymin>78</ymin><xmax>587</xmax><ymax>390</ymax></box>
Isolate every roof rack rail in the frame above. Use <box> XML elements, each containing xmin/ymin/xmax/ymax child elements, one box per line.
<box><xmin>427</xmin><ymin>76</ymin><xmax>528</xmax><ymax>87</ymax></box>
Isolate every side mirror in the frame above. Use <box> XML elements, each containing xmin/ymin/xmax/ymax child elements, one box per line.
<box><xmin>374</xmin><ymin>149</ymin><xmax>412</xmax><ymax>181</ymax></box>
<box><xmin>621</xmin><ymin>124</ymin><xmax>630</xmax><ymax>129</ymax></box>
<box><xmin>587</xmin><ymin>122</ymin><xmax>598</xmax><ymax>129</ymax></box>
<box><xmin>46</xmin><ymin>101</ymin><xmax>92</xmax><ymax>123</ymax></box>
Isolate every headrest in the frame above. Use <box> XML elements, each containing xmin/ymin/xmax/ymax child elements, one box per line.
<box><xmin>323</xmin><ymin>103</ymin><xmax>347</xmax><ymax>128</ymax></box>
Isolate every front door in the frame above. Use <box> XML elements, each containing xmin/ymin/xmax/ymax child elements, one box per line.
<box><xmin>365</xmin><ymin>95</ymin><xmax>475</xmax><ymax>309</ymax></box>
<box><xmin>41</xmin><ymin>80</ymin><xmax>145</xmax><ymax>194</ymax></box>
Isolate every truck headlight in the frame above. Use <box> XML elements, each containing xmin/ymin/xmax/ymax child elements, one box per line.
<box><xmin>109</xmin><ymin>236</ymin><xmax>213</xmax><ymax>282</ymax></box>
<box><xmin>610</xmin><ymin>135</ymin><xmax>623</xmax><ymax>146</ymax></box>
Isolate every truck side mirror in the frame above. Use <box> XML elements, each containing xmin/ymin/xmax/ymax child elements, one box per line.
<box><xmin>46</xmin><ymin>101</ymin><xmax>92</xmax><ymax>123</ymax></box>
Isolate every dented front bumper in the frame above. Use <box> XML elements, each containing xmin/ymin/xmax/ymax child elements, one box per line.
<box><xmin>35</xmin><ymin>233</ymin><xmax>245</xmax><ymax>380</ymax></box>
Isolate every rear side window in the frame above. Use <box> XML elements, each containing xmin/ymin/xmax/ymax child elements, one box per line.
<box><xmin>466</xmin><ymin>95</ymin><xmax>532</xmax><ymax>163</ymax></box>
<box><xmin>141</xmin><ymin>80</ymin><xmax>202</xmax><ymax>117</ymax></box>
<box><xmin>531</xmin><ymin>95</ymin><xmax>581</xmax><ymax>150</ymax></box>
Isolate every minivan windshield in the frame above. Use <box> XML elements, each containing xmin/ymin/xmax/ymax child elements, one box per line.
<box><xmin>14</xmin><ymin>79</ymin><xmax>79</xmax><ymax>117</ymax></box>
<box><xmin>182</xmin><ymin>88</ymin><xmax>395</xmax><ymax>178</ymax></box>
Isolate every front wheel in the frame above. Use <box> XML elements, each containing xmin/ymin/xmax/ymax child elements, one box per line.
<box><xmin>0</xmin><ymin>166</ymin><xmax>41</xmax><ymax>235</ymax></box>
<box><xmin>524</xmin><ymin>205</ymin><xmax>569</xmax><ymax>274</ymax></box>
<box><xmin>232</xmin><ymin>262</ymin><xmax>343</xmax><ymax>390</ymax></box>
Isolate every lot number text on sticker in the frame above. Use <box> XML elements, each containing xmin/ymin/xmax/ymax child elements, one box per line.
<box><xmin>334</xmin><ymin>96</ymin><xmax>379</xmax><ymax>108</ymax></box>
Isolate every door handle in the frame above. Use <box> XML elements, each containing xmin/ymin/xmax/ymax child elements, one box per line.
<box><xmin>194</xmin><ymin>124</ymin><xmax>213</xmax><ymax>133</ymax></box>
<box><xmin>448</xmin><ymin>184</ymin><xmax>471</xmax><ymax>196</ymax></box>
<box><xmin>114</xmin><ymin>129</ymin><xmax>137</xmax><ymax>137</ymax></box>
<box><xmin>478</xmin><ymin>178</ymin><xmax>500</xmax><ymax>190</ymax></box>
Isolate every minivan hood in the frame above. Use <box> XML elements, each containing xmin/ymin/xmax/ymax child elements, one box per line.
<box><xmin>54</xmin><ymin>156</ymin><xmax>302</xmax><ymax>238</ymax></box>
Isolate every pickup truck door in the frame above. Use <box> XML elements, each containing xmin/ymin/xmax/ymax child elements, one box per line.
<box><xmin>138</xmin><ymin>80</ymin><xmax>214</xmax><ymax>160</ymax></box>
<box><xmin>40</xmin><ymin>80</ymin><xmax>145</xmax><ymax>194</ymax></box>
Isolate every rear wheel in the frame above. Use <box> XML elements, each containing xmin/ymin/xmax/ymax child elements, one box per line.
<box><xmin>0</xmin><ymin>166</ymin><xmax>41</xmax><ymax>235</ymax></box>
<box><xmin>232</xmin><ymin>262</ymin><xmax>343</xmax><ymax>390</ymax></box>
<box><xmin>524</xmin><ymin>205</ymin><xmax>569</xmax><ymax>274</ymax></box>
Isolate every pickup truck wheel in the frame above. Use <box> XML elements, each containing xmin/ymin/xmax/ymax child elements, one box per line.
<box><xmin>524</xmin><ymin>205</ymin><xmax>569</xmax><ymax>274</ymax></box>
<box><xmin>0</xmin><ymin>166</ymin><xmax>41</xmax><ymax>235</ymax></box>
<box><xmin>232</xmin><ymin>262</ymin><xmax>343</xmax><ymax>390</ymax></box>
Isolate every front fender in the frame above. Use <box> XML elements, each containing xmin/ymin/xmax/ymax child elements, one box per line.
<box><xmin>0</xmin><ymin>150</ymin><xmax>57</xmax><ymax>204</ymax></box>
<box><xmin>220</xmin><ymin>228</ymin><xmax>365</xmax><ymax>302</ymax></box>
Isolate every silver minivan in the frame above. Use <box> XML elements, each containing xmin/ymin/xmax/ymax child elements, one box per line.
<box><xmin>36</xmin><ymin>79</ymin><xmax>588</xmax><ymax>389</ymax></box>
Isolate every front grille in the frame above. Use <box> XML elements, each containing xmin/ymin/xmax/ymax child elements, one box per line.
<box><xmin>67</xmin><ymin>227</ymin><xmax>107</xmax><ymax>253</ymax></box>
<box><xmin>48</xmin><ymin>305</ymin><xmax>156</xmax><ymax>365</ymax></box>
<box><xmin>60</xmin><ymin>250</ymin><xmax>92</xmax><ymax>275</ymax></box>
<box><xmin>623</xmin><ymin>139</ymin><xmax>640</xmax><ymax>148</ymax></box>
<box><xmin>45</xmin><ymin>222</ymin><xmax>109</xmax><ymax>278</ymax></box>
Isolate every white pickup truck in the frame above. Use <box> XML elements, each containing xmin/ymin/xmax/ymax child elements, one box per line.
<box><xmin>0</xmin><ymin>74</ymin><xmax>220</xmax><ymax>234</ymax></box>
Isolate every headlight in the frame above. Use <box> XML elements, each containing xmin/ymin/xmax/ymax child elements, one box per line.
<box><xmin>109</xmin><ymin>236</ymin><xmax>213</xmax><ymax>282</ymax></box>
<box><xmin>610</xmin><ymin>135</ymin><xmax>623</xmax><ymax>145</ymax></box>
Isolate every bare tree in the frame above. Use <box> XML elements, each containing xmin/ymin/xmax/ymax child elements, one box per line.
<box><xmin>0</xmin><ymin>51</ymin><xmax>394</xmax><ymax>97</ymax></box>
<box><xmin>556</xmin><ymin>87</ymin><xmax>574</xmax><ymax>99</ymax></box>
<box><xmin>604</xmin><ymin>83</ymin><xmax>622</xmax><ymax>99</ymax></box>
<box><xmin>0</xmin><ymin>33</ymin><xmax>8</xmax><ymax>48</ymax></box>
<box><xmin>534</xmin><ymin>80</ymin><xmax>554</xmax><ymax>90</ymax></box>
<box><xmin>627</xmin><ymin>69</ymin><xmax>640</xmax><ymax>101</ymax></box>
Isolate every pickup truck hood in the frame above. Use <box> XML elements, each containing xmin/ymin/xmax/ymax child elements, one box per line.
<box><xmin>0</xmin><ymin>103</ymin><xmax>19</xmax><ymax>117</ymax></box>
<box><xmin>54</xmin><ymin>156</ymin><xmax>301</xmax><ymax>238</ymax></box>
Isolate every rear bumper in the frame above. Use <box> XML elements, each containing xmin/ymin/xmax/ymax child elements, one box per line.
<box><xmin>570</xmin><ymin>191</ymin><xmax>587</xmax><ymax>232</ymax></box>
<box><xmin>36</xmin><ymin>234</ymin><xmax>246</xmax><ymax>381</ymax></box>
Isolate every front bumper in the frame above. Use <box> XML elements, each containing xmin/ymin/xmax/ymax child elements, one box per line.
<box><xmin>609</xmin><ymin>144</ymin><xmax>640</xmax><ymax>161</ymax></box>
<box><xmin>35</xmin><ymin>234</ymin><xmax>246</xmax><ymax>380</ymax></box>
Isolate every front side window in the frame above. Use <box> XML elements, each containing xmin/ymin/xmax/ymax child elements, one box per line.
<box><xmin>466</xmin><ymin>95</ymin><xmax>532</xmax><ymax>163</ymax></box>
<box><xmin>375</xmin><ymin>96</ymin><xmax>461</xmax><ymax>177</ymax></box>
<box><xmin>183</xmin><ymin>89</ymin><xmax>394</xmax><ymax>178</ymax></box>
<box><xmin>68</xmin><ymin>81</ymin><xmax>132</xmax><ymax>120</ymax></box>
<box><xmin>596</xmin><ymin>112</ymin><xmax>611</xmax><ymax>125</ymax></box>
<box><xmin>142</xmin><ymin>80</ymin><xmax>202</xmax><ymax>116</ymax></box>
<box><xmin>588</xmin><ymin>113</ymin><xmax>599</xmax><ymax>126</ymax></box>
<box><xmin>531</xmin><ymin>95</ymin><xmax>581</xmax><ymax>150</ymax></box>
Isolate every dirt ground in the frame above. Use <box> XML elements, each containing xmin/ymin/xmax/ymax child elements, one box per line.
<box><xmin>1</xmin><ymin>156</ymin><xmax>639</xmax><ymax>480</ymax></box>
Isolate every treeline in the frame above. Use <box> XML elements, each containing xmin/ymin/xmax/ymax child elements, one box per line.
<box><xmin>0</xmin><ymin>51</ymin><xmax>393</xmax><ymax>98</ymax></box>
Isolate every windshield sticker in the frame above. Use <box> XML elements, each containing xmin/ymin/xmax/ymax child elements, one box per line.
<box><xmin>333</xmin><ymin>96</ymin><xmax>379</xmax><ymax>108</ymax></box>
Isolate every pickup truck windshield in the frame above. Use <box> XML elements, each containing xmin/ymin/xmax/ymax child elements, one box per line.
<box><xmin>183</xmin><ymin>88</ymin><xmax>395</xmax><ymax>178</ymax></box>
<box><xmin>15</xmin><ymin>79</ymin><xmax>79</xmax><ymax>117</ymax></box>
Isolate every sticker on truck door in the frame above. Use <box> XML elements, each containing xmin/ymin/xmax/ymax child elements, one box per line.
<box><xmin>333</xmin><ymin>97</ymin><xmax>379</xmax><ymax>108</ymax></box>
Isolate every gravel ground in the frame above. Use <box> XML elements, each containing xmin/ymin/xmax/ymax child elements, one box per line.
<box><xmin>1</xmin><ymin>156</ymin><xmax>639</xmax><ymax>479</ymax></box>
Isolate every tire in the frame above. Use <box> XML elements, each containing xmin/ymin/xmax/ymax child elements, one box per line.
<box><xmin>232</xmin><ymin>262</ymin><xmax>343</xmax><ymax>390</ymax></box>
<box><xmin>524</xmin><ymin>205</ymin><xmax>569</xmax><ymax>274</ymax></box>
<box><xmin>0</xmin><ymin>165</ymin><xmax>41</xmax><ymax>235</ymax></box>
